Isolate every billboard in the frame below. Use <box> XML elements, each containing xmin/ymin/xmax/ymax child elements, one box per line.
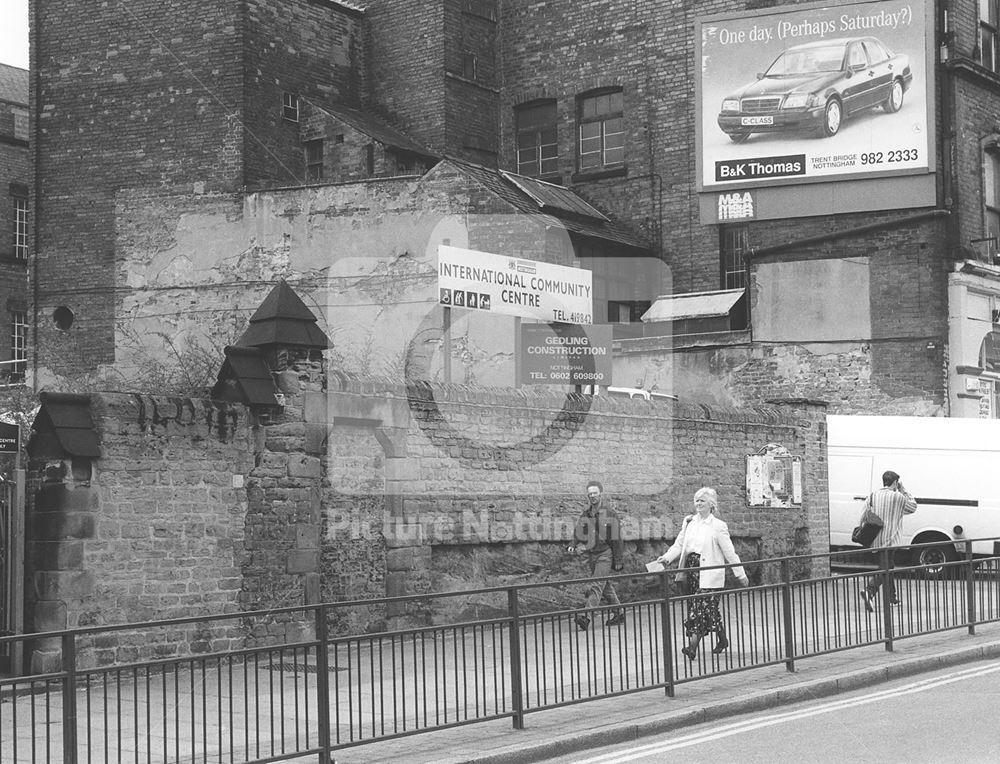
<box><xmin>520</xmin><ymin>323</ymin><xmax>612</xmax><ymax>385</ymax></box>
<box><xmin>697</xmin><ymin>0</ymin><xmax>932</xmax><ymax>193</ymax></box>
<box><xmin>438</xmin><ymin>245</ymin><xmax>593</xmax><ymax>323</ymax></box>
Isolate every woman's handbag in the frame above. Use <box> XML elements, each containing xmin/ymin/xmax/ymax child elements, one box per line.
<box><xmin>852</xmin><ymin>508</ymin><xmax>884</xmax><ymax>547</ymax></box>
<box><xmin>674</xmin><ymin>552</ymin><xmax>700</xmax><ymax>595</ymax></box>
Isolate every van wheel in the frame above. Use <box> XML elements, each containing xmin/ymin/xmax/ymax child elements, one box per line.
<box><xmin>914</xmin><ymin>543</ymin><xmax>956</xmax><ymax>579</ymax></box>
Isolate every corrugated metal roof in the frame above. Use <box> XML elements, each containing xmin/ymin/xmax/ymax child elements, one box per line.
<box><xmin>641</xmin><ymin>289</ymin><xmax>745</xmax><ymax>322</ymax></box>
<box><xmin>0</xmin><ymin>63</ymin><xmax>28</xmax><ymax>106</ymax></box>
<box><xmin>314</xmin><ymin>102</ymin><xmax>437</xmax><ymax>159</ymax></box>
<box><xmin>443</xmin><ymin>157</ymin><xmax>649</xmax><ymax>251</ymax></box>
<box><xmin>500</xmin><ymin>171</ymin><xmax>609</xmax><ymax>221</ymax></box>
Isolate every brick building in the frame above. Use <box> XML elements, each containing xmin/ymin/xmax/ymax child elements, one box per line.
<box><xmin>26</xmin><ymin>0</ymin><xmax>1000</xmax><ymax>417</ymax></box>
<box><xmin>0</xmin><ymin>63</ymin><xmax>29</xmax><ymax>384</ymax></box>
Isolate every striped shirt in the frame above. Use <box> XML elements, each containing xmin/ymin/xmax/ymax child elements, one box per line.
<box><xmin>863</xmin><ymin>487</ymin><xmax>918</xmax><ymax>546</ymax></box>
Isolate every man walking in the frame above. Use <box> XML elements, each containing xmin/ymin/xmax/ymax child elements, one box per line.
<box><xmin>859</xmin><ymin>470</ymin><xmax>917</xmax><ymax>612</ymax></box>
<box><xmin>570</xmin><ymin>480</ymin><xmax>625</xmax><ymax>630</ymax></box>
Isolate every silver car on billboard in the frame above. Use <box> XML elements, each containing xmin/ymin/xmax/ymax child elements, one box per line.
<box><xmin>717</xmin><ymin>37</ymin><xmax>913</xmax><ymax>142</ymax></box>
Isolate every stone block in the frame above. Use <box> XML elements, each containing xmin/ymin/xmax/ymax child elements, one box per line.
<box><xmin>30</xmin><ymin>511</ymin><xmax>97</xmax><ymax>541</ymax></box>
<box><xmin>303</xmin><ymin>572</ymin><xmax>321</xmax><ymax>605</ymax></box>
<box><xmin>383</xmin><ymin>521</ymin><xmax>424</xmax><ymax>548</ymax></box>
<box><xmin>295</xmin><ymin>524</ymin><xmax>320</xmax><ymax>547</ymax></box>
<box><xmin>34</xmin><ymin>484</ymin><xmax>99</xmax><ymax>512</ymax></box>
<box><xmin>384</xmin><ymin>570</ymin><xmax>410</xmax><ymax>598</ymax></box>
<box><xmin>286</xmin><ymin>549</ymin><xmax>319</xmax><ymax>574</ymax></box>
<box><xmin>288</xmin><ymin>455</ymin><xmax>321</xmax><ymax>479</ymax></box>
<box><xmin>32</xmin><ymin>600</ymin><xmax>68</xmax><ymax>632</ymax></box>
<box><xmin>34</xmin><ymin>570</ymin><xmax>96</xmax><ymax>601</ymax></box>
<box><xmin>303</xmin><ymin>391</ymin><xmax>327</xmax><ymax>424</ymax></box>
<box><xmin>384</xmin><ymin>457</ymin><xmax>417</xmax><ymax>482</ymax></box>
<box><xmin>31</xmin><ymin>647</ymin><xmax>63</xmax><ymax>675</ymax></box>
<box><xmin>304</xmin><ymin>423</ymin><xmax>327</xmax><ymax>454</ymax></box>
<box><xmin>30</xmin><ymin>540</ymin><xmax>85</xmax><ymax>570</ymax></box>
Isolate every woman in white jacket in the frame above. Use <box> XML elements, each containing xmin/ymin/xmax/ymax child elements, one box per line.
<box><xmin>657</xmin><ymin>487</ymin><xmax>749</xmax><ymax>659</ymax></box>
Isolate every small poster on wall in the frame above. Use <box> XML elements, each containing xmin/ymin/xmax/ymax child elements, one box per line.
<box><xmin>747</xmin><ymin>443</ymin><xmax>802</xmax><ymax>507</ymax></box>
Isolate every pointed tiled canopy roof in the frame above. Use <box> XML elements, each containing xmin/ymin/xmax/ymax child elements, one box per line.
<box><xmin>236</xmin><ymin>281</ymin><xmax>331</xmax><ymax>350</ymax></box>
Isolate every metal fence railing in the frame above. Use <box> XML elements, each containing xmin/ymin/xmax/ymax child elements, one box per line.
<box><xmin>2</xmin><ymin>538</ymin><xmax>999</xmax><ymax>763</ymax></box>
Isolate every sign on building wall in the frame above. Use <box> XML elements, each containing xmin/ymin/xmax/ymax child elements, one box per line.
<box><xmin>747</xmin><ymin>443</ymin><xmax>802</xmax><ymax>507</ymax></box>
<box><xmin>696</xmin><ymin>0</ymin><xmax>934</xmax><ymax>220</ymax></box>
<box><xmin>519</xmin><ymin>323</ymin><xmax>612</xmax><ymax>385</ymax></box>
<box><xmin>0</xmin><ymin>423</ymin><xmax>19</xmax><ymax>454</ymax></box>
<box><xmin>438</xmin><ymin>245</ymin><xmax>593</xmax><ymax>323</ymax></box>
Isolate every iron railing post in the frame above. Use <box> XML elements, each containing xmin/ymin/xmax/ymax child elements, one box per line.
<box><xmin>61</xmin><ymin>632</ymin><xmax>78</xmax><ymax>764</ymax></box>
<box><xmin>780</xmin><ymin>559</ymin><xmax>795</xmax><ymax>673</ymax></box>
<box><xmin>314</xmin><ymin>604</ymin><xmax>332</xmax><ymax>764</ymax></box>
<box><xmin>660</xmin><ymin>570</ymin><xmax>674</xmax><ymax>697</ymax></box>
<box><xmin>966</xmin><ymin>541</ymin><xmax>976</xmax><ymax>635</ymax></box>
<box><xmin>881</xmin><ymin>546</ymin><xmax>894</xmax><ymax>652</ymax></box>
<box><xmin>507</xmin><ymin>588</ymin><xmax>525</xmax><ymax>729</ymax></box>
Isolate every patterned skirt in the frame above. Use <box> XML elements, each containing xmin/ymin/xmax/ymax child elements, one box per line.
<box><xmin>681</xmin><ymin>554</ymin><xmax>724</xmax><ymax>637</ymax></box>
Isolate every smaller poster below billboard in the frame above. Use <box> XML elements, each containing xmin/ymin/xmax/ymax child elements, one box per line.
<box><xmin>520</xmin><ymin>323</ymin><xmax>612</xmax><ymax>386</ymax></box>
<box><xmin>438</xmin><ymin>245</ymin><xmax>593</xmax><ymax>323</ymax></box>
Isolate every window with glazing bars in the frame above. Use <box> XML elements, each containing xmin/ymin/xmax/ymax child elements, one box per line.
<box><xmin>13</xmin><ymin>193</ymin><xmax>28</xmax><ymax>260</ymax></box>
<box><xmin>10</xmin><ymin>310</ymin><xmax>25</xmax><ymax>378</ymax></box>
<box><xmin>985</xmin><ymin>148</ymin><xmax>1000</xmax><ymax>256</ymax></box>
<box><xmin>720</xmin><ymin>224</ymin><xmax>749</xmax><ymax>290</ymax></box>
<box><xmin>282</xmin><ymin>92</ymin><xmax>299</xmax><ymax>122</ymax></box>
<box><xmin>577</xmin><ymin>90</ymin><xmax>624</xmax><ymax>172</ymax></box>
<box><xmin>516</xmin><ymin>101</ymin><xmax>558</xmax><ymax>177</ymax></box>
<box><xmin>981</xmin><ymin>0</ymin><xmax>1000</xmax><ymax>72</ymax></box>
<box><xmin>305</xmin><ymin>139</ymin><xmax>324</xmax><ymax>181</ymax></box>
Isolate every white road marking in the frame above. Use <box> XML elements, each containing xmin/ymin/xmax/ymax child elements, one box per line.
<box><xmin>572</xmin><ymin>662</ymin><xmax>1000</xmax><ymax>762</ymax></box>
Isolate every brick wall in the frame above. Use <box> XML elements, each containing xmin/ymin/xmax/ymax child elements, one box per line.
<box><xmin>0</xmin><ymin>104</ymin><xmax>29</xmax><ymax>368</ymax></box>
<box><xmin>242</xmin><ymin>0</ymin><xmax>365</xmax><ymax>188</ymax></box>
<box><xmin>365</xmin><ymin>0</ymin><xmax>448</xmax><ymax>151</ymax></box>
<box><xmin>32</xmin><ymin>0</ymin><xmax>245</xmax><ymax>374</ymax></box>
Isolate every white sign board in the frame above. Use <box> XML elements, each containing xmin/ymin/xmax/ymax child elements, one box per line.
<box><xmin>437</xmin><ymin>245</ymin><xmax>593</xmax><ymax>323</ymax></box>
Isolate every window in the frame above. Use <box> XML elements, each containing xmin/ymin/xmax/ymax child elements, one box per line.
<box><xmin>986</xmin><ymin>149</ymin><xmax>1000</xmax><ymax>259</ymax></box>
<box><xmin>981</xmin><ymin>0</ymin><xmax>1000</xmax><ymax>72</ymax></box>
<box><xmin>365</xmin><ymin>143</ymin><xmax>375</xmax><ymax>176</ymax></box>
<box><xmin>305</xmin><ymin>139</ymin><xmax>324</xmax><ymax>181</ymax></box>
<box><xmin>462</xmin><ymin>52</ymin><xmax>477</xmax><ymax>81</ymax></box>
<box><xmin>282</xmin><ymin>92</ymin><xmax>299</xmax><ymax>122</ymax></box>
<box><xmin>12</xmin><ymin>191</ymin><xmax>28</xmax><ymax>261</ymax></box>
<box><xmin>577</xmin><ymin>90</ymin><xmax>624</xmax><ymax>172</ymax></box>
<box><xmin>10</xmin><ymin>310</ymin><xmax>25</xmax><ymax>380</ymax></box>
<box><xmin>515</xmin><ymin>101</ymin><xmax>558</xmax><ymax>177</ymax></box>
<box><xmin>720</xmin><ymin>224</ymin><xmax>749</xmax><ymax>290</ymax></box>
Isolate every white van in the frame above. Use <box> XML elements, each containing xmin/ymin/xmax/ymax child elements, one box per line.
<box><xmin>828</xmin><ymin>415</ymin><xmax>1000</xmax><ymax>570</ymax></box>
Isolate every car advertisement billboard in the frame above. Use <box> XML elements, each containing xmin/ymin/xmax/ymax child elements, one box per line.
<box><xmin>697</xmin><ymin>0</ymin><xmax>931</xmax><ymax>192</ymax></box>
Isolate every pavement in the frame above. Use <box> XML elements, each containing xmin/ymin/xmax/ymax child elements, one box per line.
<box><xmin>335</xmin><ymin>621</ymin><xmax>1000</xmax><ymax>764</ymax></box>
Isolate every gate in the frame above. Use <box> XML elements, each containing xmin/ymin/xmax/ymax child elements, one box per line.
<box><xmin>0</xmin><ymin>467</ymin><xmax>25</xmax><ymax>675</ymax></box>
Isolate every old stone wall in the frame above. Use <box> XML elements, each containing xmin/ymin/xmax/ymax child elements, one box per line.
<box><xmin>24</xmin><ymin>370</ymin><xmax>829</xmax><ymax>667</ymax></box>
<box><xmin>26</xmin><ymin>394</ymin><xmax>254</xmax><ymax>671</ymax></box>
<box><xmin>318</xmin><ymin>379</ymin><xmax>829</xmax><ymax>627</ymax></box>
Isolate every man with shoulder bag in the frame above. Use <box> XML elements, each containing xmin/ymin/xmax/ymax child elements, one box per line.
<box><xmin>858</xmin><ymin>470</ymin><xmax>917</xmax><ymax>613</ymax></box>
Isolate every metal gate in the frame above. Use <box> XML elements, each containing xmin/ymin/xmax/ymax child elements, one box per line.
<box><xmin>0</xmin><ymin>468</ymin><xmax>25</xmax><ymax>675</ymax></box>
